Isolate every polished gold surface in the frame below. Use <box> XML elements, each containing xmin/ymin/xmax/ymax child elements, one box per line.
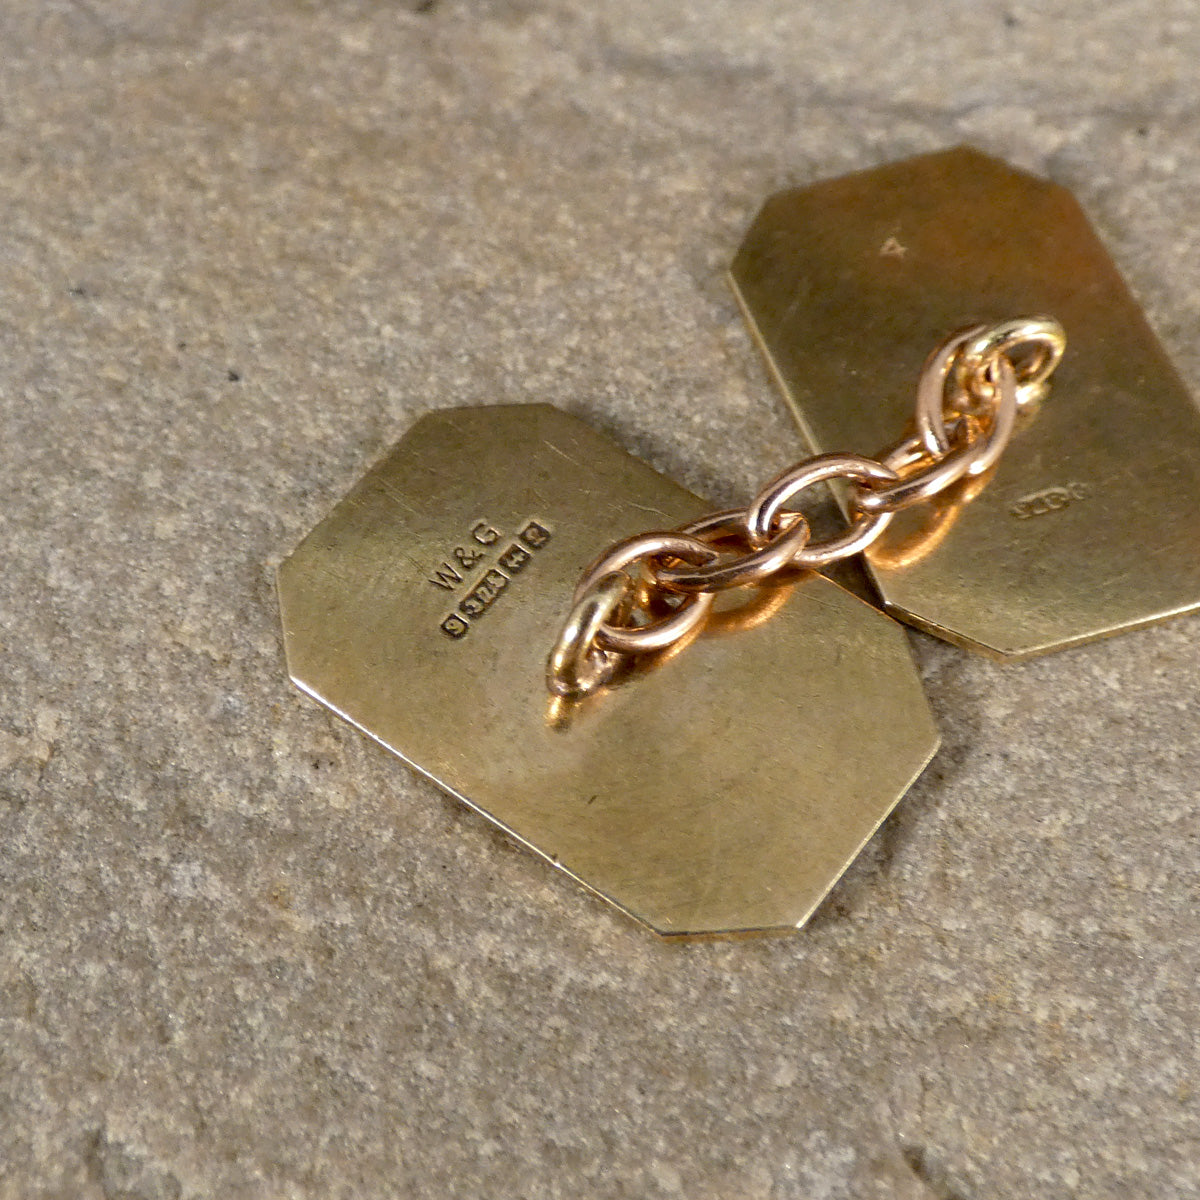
<box><xmin>277</xmin><ymin>405</ymin><xmax>940</xmax><ymax>937</ymax></box>
<box><xmin>731</xmin><ymin>146</ymin><xmax>1200</xmax><ymax>658</ymax></box>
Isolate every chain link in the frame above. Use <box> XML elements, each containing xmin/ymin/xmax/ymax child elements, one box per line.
<box><xmin>547</xmin><ymin>316</ymin><xmax>1067</xmax><ymax>698</ymax></box>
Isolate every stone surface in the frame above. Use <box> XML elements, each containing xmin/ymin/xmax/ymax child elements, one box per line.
<box><xmin>1</xmin><ymin>2</ymin><xmax>1198</xmax><ymax>1197</ymax></box>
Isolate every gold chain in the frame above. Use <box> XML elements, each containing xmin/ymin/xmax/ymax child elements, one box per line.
<box><xmin>547</xmin><ymin>316</ymin><xmax>1066</xmax><ymax>698</ymax></box>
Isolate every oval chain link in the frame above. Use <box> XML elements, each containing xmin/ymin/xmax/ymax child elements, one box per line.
<box><xmin>548</xmin><ymin>315</ymin><xmax>1066</xmax><ymax>696</ymax></box>
<box><xmin>746</xmin><ymin>453</ymin><xmax>901</xmax><ymax>567</ymax></box>
<box><xmin>655</xmin><ymin>509</ymin><xmax>811</xmax><ymax>593</ymax></box>
<box><xmin>571</xmin><ymin>531</ymin><xmax>718</xmax><ymax>654</ymax></box>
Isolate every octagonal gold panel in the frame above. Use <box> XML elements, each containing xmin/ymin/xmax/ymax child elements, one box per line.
<box><xmin>731</xmin><ymin>146</ymin><xmax>1200</xmax><ymax>658</ymax></box>
<box><xmin>278</xmin><ymin>404</ymin><xmax>939</xmax><ymax>937</ymax></box>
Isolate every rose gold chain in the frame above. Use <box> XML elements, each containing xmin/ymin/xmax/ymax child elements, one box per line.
<box><xmin>547</xmin><ymin>316</ymin><xmax>1066</xmax><ymax>698</ymax></box>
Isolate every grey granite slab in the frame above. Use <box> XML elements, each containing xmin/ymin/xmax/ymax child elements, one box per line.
<box><xmin>1</xmin><ymin>2</ymin><xmax>1198</xmax><ymax>1196</ymax></box>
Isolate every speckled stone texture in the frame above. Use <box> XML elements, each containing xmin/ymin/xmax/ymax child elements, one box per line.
<box><xmin>2</xmin><ymin>2</ymin><xmax>1199</xmax><ymax>1197</ymax></box>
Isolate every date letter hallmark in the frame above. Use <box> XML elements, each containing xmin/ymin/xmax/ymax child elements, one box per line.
<box><xmin>1009</xmin><ymin>482</ymin><xmax>1090</xmax><ymax>521</ymax></box>
<box><xmin>435</xmin><ymin>520</ymin><xmax>553</xmax><ymax>640</ymax></box>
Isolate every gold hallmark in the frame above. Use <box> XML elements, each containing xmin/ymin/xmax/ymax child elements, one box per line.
<box><xmin>731</xmin><ymin>146</ymin><xmax>1200</xmax><ymax>659</ymax></box>
<box><xmin>277</xmin><ymin>405</ymin><xmax>939</xmax><ymax>938</ymax></box>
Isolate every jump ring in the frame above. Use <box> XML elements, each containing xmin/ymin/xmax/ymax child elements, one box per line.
<box><xmin>545</xmin><ymin>573</ymin><xmax>632</xmax><ymax>699</ymax></box>
<box><xmin>572</xmin><ymin>531</ymin><xmax>717</xmax><ymax>653</ymax></box>
<box><xmin>955</xmin><ymin>315</ymin><xmax>1065</xmax><ymax>409</ymax></box>
<box><xmin>915</xmin><ymin>325</ymin><xmax>986</xmax><ymax>458</ymax></box>
<box><xmin>961</xmin><ymin>353</ymin><xmax>1017</xmax><ymax>478</ymax></box>
<box><xmin>859</xmin><ymin>354</ymin><xmax>1020</xmax><ymax>514</ymax></box>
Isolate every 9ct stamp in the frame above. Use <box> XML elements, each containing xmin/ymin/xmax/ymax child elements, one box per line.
<box><xmin>433</xmin><ymin>520</ymin><xmax>552</xmax><ymax>640</ymax></box>
<box><xmin>1009</xmin><ymin>482</ymin><xmax>1090</xmax><ymax>520</ymax></box>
